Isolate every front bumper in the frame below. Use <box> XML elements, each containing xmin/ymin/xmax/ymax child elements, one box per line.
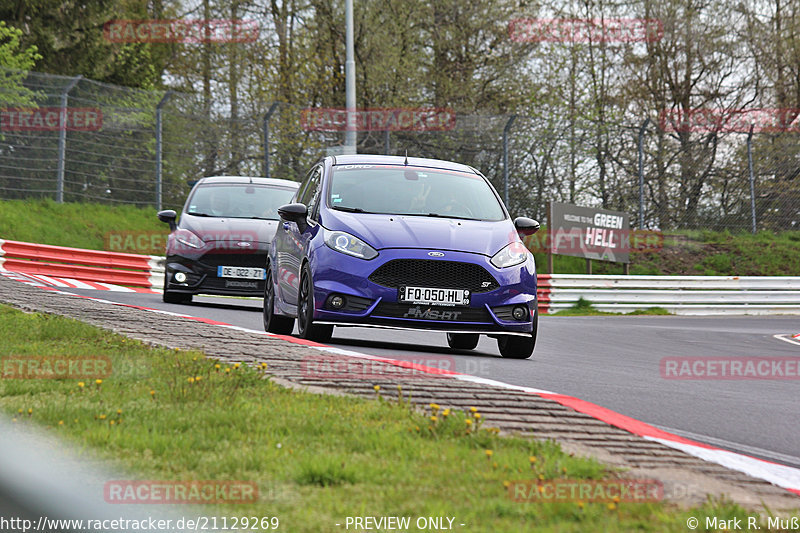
<box><xmin>307</xmin><ymin>246</ymin><xmax>537</xmax><ymax>335</ymax></box>
<box><xmin>164</xmin><ymin>246</ymin><xmax>268</xmax><ymax>297</ymax></box>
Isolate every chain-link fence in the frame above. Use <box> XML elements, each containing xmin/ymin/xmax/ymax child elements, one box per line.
<box><xmin>2</xmin><ymin>69</ymin><xmax>799</xmax><ymax>231</ymax></box>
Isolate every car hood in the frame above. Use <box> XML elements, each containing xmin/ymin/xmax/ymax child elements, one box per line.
<box><xmin>322</xmin><ymin>210</ymin><xmax>514</xmax><ymax>257</ymax></box>
<box><xmin>179</xmin><ymin>214</ymin><xmax>279</xmax><ymax>244</ymax></box>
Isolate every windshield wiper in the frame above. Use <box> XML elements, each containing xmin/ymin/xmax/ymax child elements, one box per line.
<box><xmin>332</xmin><ymin>206</ymin><xmax>371</xmax><ymax>213</ymax></box>
<box><xmin>187</xmin><ymin>212</ymin><xmax>214</xmax><ymax>217</ymax></box>
<box><xmin>397</xmin><ymin>212</ymin><xmax>477</xmax><ymax>221</ymax></box>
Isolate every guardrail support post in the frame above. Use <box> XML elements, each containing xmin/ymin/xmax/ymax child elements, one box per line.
<box><xmin>502</xmin><ymin>115</ymin><xmax>517</xmax><ymax>208</ymax></box>
<box><xmin>263</xmin><ymin>102</ymin><xmax>280</xmax><ymax>179</ymax></box>
<box><xmin>384</xmin><ymin>129</ymin><xmax>390</xmax><ymax>155</ymax></box>
<box><xmin>155</xmin><ymin>90</ymin><xmax>173</xmax><ymax>211</ymax></box>
<box><xmin>56</xmin><ymin>75</ymin><xmax>82</xmax><ymax>203</ymax></box>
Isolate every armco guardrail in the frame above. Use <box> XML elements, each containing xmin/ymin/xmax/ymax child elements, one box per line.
<box><xmin>538</xmin><ymin>274</ymin><xmax>800</xmax><ymax>315</ymax></box>
<box><xmin>0</xmin><ymin>239</ymin><xmax>164</xmax><ymax>289</ymax></box>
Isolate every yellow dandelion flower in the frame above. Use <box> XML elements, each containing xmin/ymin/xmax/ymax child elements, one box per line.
<box><xmin>225</xmin><ymin>368</ymin><xmax>231</xmax><ymax>374</ymax></box>
<box><xmin>95</xmin><ymin>379</ymin><xmax>103</xmax><ymax>386</ymax></box>
<box><xmin>194</xmin><ymin>376</ymin><xmax>202</xmax><ymax>382</ymax></box>
<box><xmin>17</xmin><ymin>409</ymin><xmax>22</xmax><ymax>414</ymax></box>
<box><xmin>27</xmin><ymin>408</ymin><xmax>32</xmax><ymax>415</ymax></box>
<box><xmin>149</xmin><ymin>389</ymin><xmax>155</xmax><ymax>396</ymax></box>
<box><xmin>78</xmin><ymin>382</ymin><xmax>85</xmax><ymax>388</ymax></box>
<box><xmin>538</xmin><ymin>474</ymin><xmax>545</xmax><ymax>481</ymax></box>
<box><xmin>538</xmin><ymin>485</ymin><xmax>545</xmax><ymax>493</ymax></box>
<box><xmin>529</xmin><ymin>456</ymin><xmax>537</xmax><ymax>463</ymax></box>
<box><xmin>465</xmin><ymin>419</ymin><xmax>473</xmax><ymax>426</ymax></box>
<box><xmin>430</xmin><ymin>416</ymin><xmax>438</xmax><ymax>422</ymax></box>
<box><xmin>110</xmin><ymin>420</ymin><xmax>115</xmax><ymax>426</ymax></box>
<box><xmin>442</xmin><ymin>408</ymin><xmax>450</xmax><ymax>416</ymax></box>
<box><xmin>429</xmin><ymin>403</ymin><xmax>440</xmax><ymax>411</ymax></box>
<box><xmin>492</xmin><ymin>462</ymin><xmax>498</xmax><ymax>468</ymax></box>
<box><xmin>474</xmin><ymin>413</ymin><xmax>482</xmax><ymax>419</ymax></box>
<box><xmin>58</xmin><ymin>420</ymin><xmax>64</xmax><ymax>426</ymax></box>
<box><xmin>116</xmin><ymin>409</ymin><xmax>122</xmax><ymax>415</ymax></box>
<box><xmin>613</xmin><ymin>496</ymin><xmax>620</xmax><ymax>503</ymax></box>
<box><xmin>98</xmin><ymin>414</ymin><xmax>106</xmax><ymax>420</ymax></box>
<box><xmin>233</xmin><ymin>363</ymin><xmax>241</xmax><ymax>369</ymax></box>
<box><xmin>577</xmin><ymin>501</ymin><xmax>585</xmax><ymax>509</ymax></box>
<box><xmin>503</xmin><ymin>481</ymin><xmax>510</xmax><ymax>488</ymax></box>
<box><xmin>260</xmin><ymin>362</ymin><xmax>268</xmax><ymax>369</ymax></box>
<box><xmin>215</xmin><ymin>364</ymin><xmax>221</xmax><ymax>370</ymax></box>
<box><xmin>187</xmin><ymin>377</ymin><xmax>195</xmax><ymax>384</ymax></box>
<box><xmin>607</xmin><ymin>503</ymin><xmax>616</xmax><ymax>511</ymax></box>
<box><xmin>373</xmin><ymin>385</ymin><xmax>380</xmax><ymax>391</ymax></box>
<box><xmin>470</xmin><ymin>406</ymin><xmax>478</xmax><ymax>413</ymax></box>
<box><xmin>485</xmin><ymin>449</ymin><xmax>494</xmax><ymax>458</ymax></box>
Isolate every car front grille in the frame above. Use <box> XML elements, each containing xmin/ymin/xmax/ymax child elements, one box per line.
<box><xmin>199</xmin><ymin>252</ymin><xmax>267</xmax><ymax>269</ymax></box>
<box><xmin>368</xmin><ymin>259</ymin><xmax>498</xmax><ymax>293</ymax></box>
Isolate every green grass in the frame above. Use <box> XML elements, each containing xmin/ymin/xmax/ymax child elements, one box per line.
<box><xmin>528</xmin><ymin>228</ymin><xmax>800</xmax><ymax>276</ymax></box>
<box><xmin>550</xmin><ymin>298</ymin><xmax>672</xmax><ymax>317</ymax></box>
<box><xmin>0</xmin><ymin>304</ymin><xmax>771</xmax><ymax>532</ymax></box>
<box><xmin>0</xmin><ymin>198</ymin><xmax>166</xmax><ymax>252</ymax></box>
<box><xmin>2</xmin><ymin>199</ymin><xmax>799</xmax><ymax>275</ymax></box>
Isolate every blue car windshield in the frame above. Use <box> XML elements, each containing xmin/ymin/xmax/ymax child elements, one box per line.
<box><xmin>328</xmin><ymin>166</ymin><xmax>506</xmax><ymax>221</ymax></box>
<box><xmin>186</xmin><ymin>184</ymin><xmax>296</xmax><ymax>219</ymax></box>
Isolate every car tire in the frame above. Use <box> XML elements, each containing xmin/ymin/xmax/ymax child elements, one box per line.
<box><xmin>497</xmin><ymin>307</ymin><xmax>537</xmax><ymax>359</ymax></box>
<box><xmin>446</xmin><ymin>333</ymin><xmax>480</xmax><ymax>350</ymax></box>
<box><xmin>163</xmin><ymin>274</ymin><xmax>192</xmax><ymax>304</ymax></box>
<box><xmin>297</xmin><ymin>263</ymin><xmax>334</xmax><ymax>343</ymax></box>
<box><xmin>264</xmin><ymin>266</ymin><xmax>295</xmax><ymax>334</ymax></box>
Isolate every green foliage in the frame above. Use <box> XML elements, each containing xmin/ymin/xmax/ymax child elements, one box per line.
<box><xmin>0</xmin><ymin>21</ymin><xmax>41</xmax><ymax>106</ymax></box>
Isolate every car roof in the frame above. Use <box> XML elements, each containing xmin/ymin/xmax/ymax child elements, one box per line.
<box><xmin>331</xmin><ymin>154</ymin><xmax>478</xmax><ymax>174</ymax></box>
<box><xmin>195</xmin><ymin>176</ymin><xmax>299</xmax><ymax>188</ymax></box>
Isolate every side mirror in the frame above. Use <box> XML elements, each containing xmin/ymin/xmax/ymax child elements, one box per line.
<box><xmin>514</xmin><ymin>216</ymin><xmax>540</xmax><ymax>236</ymax></box>
<box><xmin>157</xmin><ymin>209</ymin><xmax>178</xmax><ymax>232</ymax></box>
<box><xmin>278</xmin><ymin>203</ymin><xmax>309</xmax><ymax>232</ymax></box>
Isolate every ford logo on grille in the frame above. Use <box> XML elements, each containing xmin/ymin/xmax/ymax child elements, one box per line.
<box><xmin>428</xmin><ymin>251</ymin><xmax>445</xmax><ymax>257</ymax></box>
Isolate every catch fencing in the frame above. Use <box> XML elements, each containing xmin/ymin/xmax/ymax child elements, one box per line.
<box><xmin>1</xmin><ymin>70</ymin><xmax>799</xmax><ymax>232</ymax></box>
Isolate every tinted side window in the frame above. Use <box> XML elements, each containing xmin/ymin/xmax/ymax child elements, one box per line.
<box><xmin>300</xmin><ymin>166</ymin><xmax>323</xmax><ymax>220</ymax></box>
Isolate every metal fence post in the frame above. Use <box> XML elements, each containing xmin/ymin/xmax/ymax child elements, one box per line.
<box><xmin>384</xmin><ymin>129</ymin><xmax>390</xmax><ymax>155</ymax></box>
<box><xmin>155</xmin><ymin>90</ymin><xmax>173</xmax><ymax>211</ymax></box>
<box><xmin>56</xmin><ymin>75</ymin><xmax>82</xmax><ymax>203</ymax></box>
<box><xmin>502</xmin><ymin>115</ymin><xmax>517</xmax><ymax>208</ymax></box>
<box><xmin>263</xmin><ymin>103</ymin><xmax>280</xmax><ymax>179</ymax></box>
<box><xmin>747</xmin><ymin>124</ymin><xmax>756</xmax><ymax>234</ymax></box>
<box><xmin>637</xmin><ymin>117</ymin><xmax>651</xmax><ymax>228</ymax></box>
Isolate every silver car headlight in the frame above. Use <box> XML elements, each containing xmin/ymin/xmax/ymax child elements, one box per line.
<box><xmin>490</xmin><ymin>242</ymin><xmax>529</xmax><ymax>268</ymax></box>
<box><xmin>324</xmin><ymin>230</ymin><xmax>378</xmax><ymax>260</ymax></box>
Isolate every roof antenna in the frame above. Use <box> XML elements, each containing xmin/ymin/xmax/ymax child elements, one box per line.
<box><xmin>249</xmin><ymin>176</ymin><xmax>253</xmax><ymax>183</ymax></box>
<box><xmin>404</xmin><ymin>149</ymin><xmax>408</xmax><ymax>166</ymax></box>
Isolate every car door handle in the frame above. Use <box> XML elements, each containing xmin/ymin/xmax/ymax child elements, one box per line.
<box><xmin>283</xmin><ymin>222</ymin><xmax>289</xmax><ymax>230</ymax></box>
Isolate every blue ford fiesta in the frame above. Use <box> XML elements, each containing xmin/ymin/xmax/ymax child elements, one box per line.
<box><xmin>265</xmin><ymin>155</ymin><xmax>541</xmax><ymax>358</ymax></box>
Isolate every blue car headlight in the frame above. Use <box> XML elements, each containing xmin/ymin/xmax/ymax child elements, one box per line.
<box><xmin>324</xmin><ymin>229</ymin><xmax>378</xmax><ymax>260</ymax></box>
<box><xmin>490</xmin><ymin>242</ymin><xmax>529</xmax><ymax>268</ymax></box>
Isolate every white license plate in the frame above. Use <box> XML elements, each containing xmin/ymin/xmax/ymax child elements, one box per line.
<box><xmin>399</xmin><ymin>286</ymin><xmax>470</xmax><ymax>306</ymax></box>
<box><xmin>217</xmin><ymin>266</ymin><xmax>266</xmax><ymax>280</ymax></box>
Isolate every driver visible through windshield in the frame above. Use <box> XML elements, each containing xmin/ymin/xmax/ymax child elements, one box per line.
<box><xmin>328</xmin><ymin>165</ymin><xmax>506</xmax><ymax>221</ymax></box>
